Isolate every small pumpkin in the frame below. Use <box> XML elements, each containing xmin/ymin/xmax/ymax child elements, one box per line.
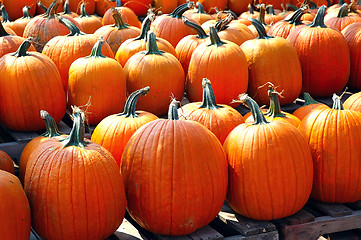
<box><xmin>183</xmin><ymin>2</ymin><xmax>214</xmax><ymax>25</ymax></box>
<box><xmin>60</xmin><ymin>0</ymin><xmax>79</xmax><ymax>18</ymax></box>
<box><xmin>343</xmin><ymin>91</ymin><xmax>361</xmax><ymax>112</ymax></box>
<box><xmin>102</xmin><ymin>0</ymin><xmax>141</xmax><ymax>28</ymax></box>
<box><xmin>74</xmin><ymin>2</ymin><xmax>103</xmax><ymax>33</ymax></box>
<box><xmin>0</xmin><ymin>150</ymin><xmax>14</xmax><ymax>174</ymax></box>
<box><xmin>6</xmin><ymin>6</ymin><xmax>33</xmax><ymax>36</ymax></box>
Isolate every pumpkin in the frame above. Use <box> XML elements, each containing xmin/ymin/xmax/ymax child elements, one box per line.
<box><xmin>24</xmin><ymin>107</ymin><xmax>127</xmax><ymax>240</ymax></box>
<box><xmin>187</xmin><ymin>27</ymin><xmax>249</xmax><ymax>106</ymax></box>
<box><xmin>102</xmin><ymin>0</ymin><xmax>141</xmax><ymax>28</ymax></box>
<box><xmin>121</xmin><ymin>0</ymin><xmax>153</xmax><ymax>16</ymax></box>
<box><xmin>268</xmin><ymin>7</ymin><xmax>306</xmax><ymax>38</ymax></box>
<box><xmin>228</xmin><ymin>0</ymin><xmax>253</xmax><ymax>15</ymax></box>
<box><xmin>175</xmin><ymin>18</ymin><xmax>208</xmax><ymax>73</ymax></box>
<box><xmin>299</xmin><ymin>94</ymin><xmax>361</xmax><ymax>203</ymax></box>
<box><xmin>68</xmin><ymin>0</ymin><xmax>96</xmax><ymax>15</ymax></box>
<box><xmin>183</xmin><ymin>2</ymin><xmax>214</xmax><ymax>25</ymax></box>
<box><xmin>197</xmin><ymin>0</ymin><xmax>227</xmax><ymax>13</ymax></box>
<box><xmin>68</xmin><ymin>38</ymin><xmax>127</xmax><ymax>125</ymax></box>
<box><xmin>6</xmin><ymin>6</ymin><xmax>33</xmax><ymax>36</ymax></box>
<box><xmin>152</xmin><ymin>0</ymin><xmax>178</xmax><ymax>14</ymax></box>
<box><xmin>95</xmin><ymin>0</ymin><xmax>117</xmax><ymax>16</ymax></box>
<box><xmin>343</xmin><ymin>91</ymin><xmax>361</xmax><ymax>112</ymax></box>
<box><xmin>94</xmin><ymin>8</ymin><xmax>140</xmax><ymax>55</ymax></box>
<box><xmin>224</xmin><ymin>94</ymin><xmax>313</xmax><ymax>220</ymax></box>
<box><xmin>0</xmin><ymin>170</ymin><xmax>31</xmax><ymax>240</ymax></box>
<box><xmin>264</xmin><ymin>5</ymin><xmax>285</xmax><ymax>24</ymax></box>
<box><xmin>2</xmin><ymin>0</ymin><xmax>37</xmax><ymax>21</ymax></box>
<box><xmin>287</xmin><ymin>6</ymin><xmax>350</xmax><ymax>97</ymax></box>
<box><xmin>325</xmin><ymin>3</ymin><xmax>361</xmax><ymax>31</ymax></box>
<box><xmin>91</xmin><ymin>87</ymin><xmax>158</xmax><ymax>166</ymax></box>
<box><xmin>42</xmin><ymin>17</ymin><xmax>114</xmax><ymax>91</ymax></box>
<box><xmin>239</xmin><ymin>4</ymin><xmax>259</xmax><ymax>20</ymax></box>
<box><xmin>60</xmin><ymin>0</ymin><xmax>79</xmax><ymax>18</ymax></box>
<box><xmin>179</xmin><ymin>78</ymin><xmax>244</xmax><ymax>144</ymax></box>
<box><xmin>241</xmin><ymin>18</ymin><xmax>302</xmax><ymax>106</ymax></box>
<box><xmin>19</xmin><ymin>110</ymin><xmax>62</xmax><ymax>184</ymax></box>
<box><xmin>1</xmin><ymin>5</ymin><xmax>18</xmax><ymax>35</ymax></box>
<box><xmin>150</xmin><ymin>2</ymin><xmax>199</xmax><ymax>48</ymax></box>
<box><xmin>74</xmin><ymin>2</ymin><xmax>103</xmax><ymax>33</ymax></box>
<box><xmin>0</xmin><ymin>39</ymin><xmax>66</xmax><ymax>131</ymax></box>
<box><xmin>0</xmin><ymin>150</ymin><xmax>14</xmax><ymax>174</ymax></box>
<box><xmin>124</xmin><ymin>31</ymin><xmax>184</xmax><ymax>116</ymax></box>
<box><xmin>24</xmin><ymin>0</ymin><xmax>82</xmax><ymax>52</ymax></box>
<box><xmin>292</xmin><ymin>92</ymin><xmax>328</xmax><ymax>120</ymax></box>
<box><xmin>121</xmin><ymin>99</ymin><xmax>228</xmax><ymax>235</ymax></box>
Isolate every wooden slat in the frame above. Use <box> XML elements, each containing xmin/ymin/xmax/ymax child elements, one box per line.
<box><xmin>6</xmin><ymin>129</ymin><xmax>39</xmax><ymax>143</ymax></box>
<box><xmin>155</xmin><ymin>226</ymin><xmax>223</xmax><ymax>240</ymax></box>
<box><xmin>352</xmin><ymin>200</ymin><xmax>361</xmax><ymax>209</ymax></box>
<box><xmin>57</xmin><ymin>121</ymin><xmax>72</xmax><ymax>134</ymax></box>
<box><xmin>280</xmin><ymin>209</ymin><xmax>315</xmax><ymax>225</ymax></box>
<box><xmin>0</xmin><ymin>142</ymin><xmax>27</xmax><ymax>163</ymax></box>
<box><xmin>223</xmin><ymin>231</ymin><xmax>278</xmax><ymax>240</ymax></box>
<box><xmin>308</xmin><ymin>200</ymin><xmax>352</xmax><ymax>217</ymax></box>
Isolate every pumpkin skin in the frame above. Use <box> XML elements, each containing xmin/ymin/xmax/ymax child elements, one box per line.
<box><xmin>121</xmin><ymin>0</ymin><xmax>153</xmax><ymax>16</ymax></box>
<box><xmin>299</xmin><ymin>94</ymin><xmax>361</xmax><ymax>203</ymax></box>
<box><xmin>61</xmin><ymin>0</ymin><xmax>79</xmax><ymax>18</ymax></box>
<box><xmin>152</xmin><ymin>0</ymin><xmax>178</xmax><ymax>14</ymax></box>
<box><xmin>292</xmin><ymin>92</ymin><xmax>328</xmax><ymax>120</ymax></box>
<box><xmin>325</xmin><ymin>3</ymin><xmax>361</xmax><ymax>31</ymax></box>
<box><xmin>74</xmin><ymin>3</ymin><xmax>103</xmax><ymax>34</ymax></box>
<box><xmin>343</xmin><ymin>91</ymin><xmax>361</xmax><ymax>112</ymax></box>
<box><xmin>91</xmin><ymin>87</ymin><xmax>158</xmax><ymax>167</ymax></box>
<box><xmin>95</xmin><ymin>0</ymin><xmax>117</xmax><ymax>16</ymax></box>
<box><xmin>287</xmin><ymin>6</ymin><xmax>350</xmax><ymax>97</ymax></box>
<box><xmin>224</xmin><ymin>95</ymin><xmax>313</xmax><ymax>220</ymax></box>
<box><xmin>0</xmin><ymin>150</ymin><xmax>14</xmax><ymax>174</ymax></box>
<box><xmin>102</xmin><ymin>0</ymin><xmax>141</xmax><ymax>28</ymax></box>
<box><xmin>2</xmin><ymin>0</ymin><xmax>37</xmax><ymax>21</ymax></box>
<box><xmin>179</xmin><ymin>79</ymin><xmax>244</xmax><ymax>144</ymax></box>
<box><xmin>124</xmin><ymin>31</ymin><xmax>185</xmax><ymax>116</ymax></box>
<box><xmin>24</xmin><ymin>108</ymin><xmax>127</xmax><ymax>240</ymax></box>
<box><xmin>0</xmin><ymin>39</ymin><xmax>66</xmax><ymax>132</ymax></box>
<box><xmin>228</xmin><ymin>0</ymin><xmax>253</xmax><ymax>15</ymax></box>
<box><xmin>36</xmin><ymin>0</ymin><xmax>63</xmax><ymax>14</ymax></box>
<box><xmin>121</xmin><ymin>99</ymin><xmax>228</xmax><ymax>235</ymax></box>
<box><xmin>7</xmin><ymin>6</ymin><xmax>33</xmax><ymax>36</ymax></box>
<box><xmin>42</xmin><ymin>17</ymin><xmax>114</xmax><ymax>91</ymax></box>
<box><xmin>115</xmin><ymin>14</ymin><xmax>176</xmax><ymax>67</ymax></box>
<box><xmin>198</xmin><ymin>0</ymin><xmax>227</xmax><ymax>13</ymax></box>
<box><xmin>183</xmin><ymin>2</ymin><xmax>214</xmax><ymax>25</ymax></box>
<box><xmin>150</xmin><ymin>2</ymin><xmax>199</xmax><ymax>48</ymax></box>
<box><xmin>187</xmin><ymin>27</ymin><xmax>249</xmax><ymax>106</ymax></box>
<box><xmin>68</xmin><ymin>38</ymin><xmax>127</xmax><ymax>125</ymax></box>
<box><xmin>0</xmin><ymin>170</ymin><xmax>31</xmax><ymax>240</ymax></box>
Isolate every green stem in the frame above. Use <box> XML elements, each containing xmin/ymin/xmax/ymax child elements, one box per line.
<box><xmin>265</xmin><ymin>87</ymin><xmax>286</xmax><ymax>118</ymax></box>
<box><xmin>286</xmin><ymin>7</ymin><xmax>305</xmax><ymax>25</ymax></box>
<box><xmin>88</xmin><ymin>37</ymin><xmax>105</xmax><ymax>58</ymax></box>
<box><xmin>13</xmin><ymin>39</ymin><xmax>32</xmax><ymax>57</ymax></box>
<box><xmin>1</xmin><ymin>5</ymin><xmax>11</xmax><ymax>23</ymax></box>
<box><xmin>242</xmin><ymin>95</ymin><xmax>269</xmax><ymax>125</ymax></box>
<box><xmin>135</xmin><ymin>13</ymin><xmax>154</xmax><ymax>40</ymax></box>
<box><xmin>337</xmin><ymin>3</ymin><xmax>349</xmax><ymax>18</ymax></box>
<box><xmin>116</xmin><ymin>0</ymin><xmax>122</xmax><ymax>7</ymax></box>
<box><xmin>251</xmin><ymin>18</ymin><xmax>273</xmax><ymax>39</ymax></box>
<box><xmin>303</xmin><ymin>92</ymin><xmax>319</xmax><ymax>106</ymax></box>
<box><xmin>44</xmin><ymin>0</ymin><xmax>60</xmax><ymax>18</ymax></box>
<box><xmin>308</xmin><ymin>5</ymin><xmax>327</xmax><ymax>28</ymax></box>
<box><xmin>61</xmin><ymin>107</ymin><xmax>88</xmax><ymax>148</ymax></box>
<box><xmin>0</xmin><ymin>20</ymin><xmax>9</xmax><ymax>36</ymax></box>
<box><xmin>144</xmin><ymin>31</ymin><xmax>163</xmax><ymax>55</ymax></box>
<box><xmin>196</xmin><ymin>2</ymin><xmax>206</xmax><ymax>14</ymax></box>
<box><xmin>58</xmin><ymin>16</ymin><xmax>85</xmax><ymax>36</ymax></box>
<box><xmin>168</xmin><ymin>99</ymin><xmax>179</xmax><ymax>120</ymax></box>
<box><xmin>79</xmin><ymin>2</ymin><xmax>89</xmax><ymax>17</ymax></box>
<box><xmin>183</xmin><ymin>17</ymin><xmax>208</xmax><ymax>38</ymax></box>
<box><xmin>286</xmin><ymin>3</ymin><xmax>298</xmax><ymax>11</ymax></box>
<box><xmin>40</xmin><ymin>110</ymin><xmax>62</xmax><ymax>137</ymax></box>
<box><xmin>248</xmin><ymin>4</ymin><xmax>254</xmax><ymax>14</ymax></box>
<box><xmin>224</xmin><ymin>10</ymin><xmax>238</xmax><ymax>19</ymax></box>
<box><xmin>62</xmin><ymin>0</ymin><xmax>72</xmax><ymax>15</ymax></box>
<box><xmin>309</xmin><ymin>1</ymin><xmax>318</xmax><ymax>9</ymax></box>
<box><xmin>199</xmin><ymin>78</ymin><xmax>221</xmax><ymax>110</ymax></box>
<box><xmin>38</xmin><ymin>1</ymin><xmax>48</xmax><ymax>12</ymax></box>
<box><xmin>266</xmin><ymin>5</ymin><xmax>276</xmax><ymax>15</ymax></box>
<box><xmin>119</xmin><ymin>87</ymin><xmax>150</xmax><ymax>118</ymax></box>
<box><xmin>22</xmin><ymin>6</ymin><xmax>32</xmax><ymax>19</ymax></box>
<box><xmin>257</xmin><ymin>4</ymin><xmax>266</xmax><ymax>25</ymax></box>
<box><xmin>215</xmin><ymin>14</ymin><xmax>233</xmax><ymax>32</ymax></box>
<box><xmin>171</xmin><ymin>2</ymin><xmax>194</xmax><ymax>19</ymax></box>
<box><xmin>326</xmin><ymin>0</ymin><xmax>332</xmax><ymax>7</ymax></box>
<box><xmin>300</xmin><ymin>0</ymin><xmax>310</xmax><ymax>8</ymax></box>
<box><xmin>111</xmin><ymin>7</ymin><xmax>129</xmax><ymax>30</ymax></box>
<box><xmin>209</xmin><ymin>26</ymin><xmax>225</xmax><ymax>47</ymax></box>
<box><xmin>332</xmin><ymin>94</ymin><xmax>344</xmax><ymax>110</ymax></box>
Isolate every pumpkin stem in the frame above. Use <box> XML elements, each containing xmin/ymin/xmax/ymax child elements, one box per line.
<box><xmin>251</xmin><ymin>18</ymin><xmax>273</xmax><ymax>39</ymax></box>
<box><xmin>196</xmin><ymin>2</ymin><xmax>206</xmax><ymax>14</ymax></box>
<box><xmin>1</xmin><ymin>5</ymin><xmax>11</xmax><ymax>23</ymax></box>
<box><xmin>265</xmin><ymin>87</ymin><xmax>286</xmax><ymax>118</ymax></box>
<box><xmin>309</xmin><ymin>1</ymin><xmax>318</xmax><ymax>9</ymax></box>
<box><xmin>337</xmin><ymin>3</ymin><xmax>349</xmax><ymax>18</ymax></box>
<box><xmin>332</xmin><ymin>94</ymin><xmax>344</xmax><ymax>110</ymax></box>
<box><xmin>38</xmin><ymin>1</ymin><xmax>48</xmax><ymax>12</ymax></box>
<box><xmin>111</xmin><ymin>7</ymin><xmax>129</xmax><ymax>30</ymax></box>
<box><xmin>286</xmin><ymin>3</ymin><xmax>298</xmax><ymax>11</ymax></box>
<box><xmin>44</xmin><ymin>0</ymin><xmax>61</xmax><ymax>18</ymax></box>
<box><xmin>136</xmin><ymin>13</ymin><xmax>155</xmax><ymax>40</ymax></box>
<box><xmin>326</xmin><ymin>0</ymin><xmax>332</xmax><ymax>7</ymax></box>
<box><xmin>171</xmin><ymin>2</ymin><xmax>194</xmax><ymax>19</ymax></box>
<box><xmin>240</xmin><ymin>94</ymin><xmax>269</xmax><ymax>125</ymax></box>
<box><xmin>266</xmin><ymin>5</ymin><xmax>276</xmax><ymax>15</ymax></box>
<box><xmin>302</xmin><ymin>92</ymin><xmax>319</xmax><ymax>106</ymax></box>
<box><xmin>79</xmin><ymin>2</ymin><xmax>89</xmax><ymax>17</ymax></box>
<box><xmin>88</xmin><ymin>37</ymin><xmax>105</xmax><ymax>58</ymax></box>
<box><xmin>13</xmin><ymin>39</ymin><xmax>32</xmax><ymax>57</ymax></box>
<box><xmin>183</xmin><ymin>17</ymin><xmax>208</xmax><ymax>39</ymax></box>
<box><xmin>58</xmin><ymin>16</ymin><xmax>85</xmax><ymax>36</ymax></box>
<box><xmin>257</xmin><ymin>4</ymin><xmax>266</xmax><ymax>25</ymax></box>
<box><xmin>116</xmin><ymin>0</ymin><xmax>122</xmax><ymax>7</ymax></box>
<box><xmin>168</xmin><ymin>99</ymin><xmax>180</xmax><ymax>120</ymax></box>
<box><xmin>284</xmin><ymin>7</ymin><xmax>305</xmax><ymax>25</ymax></box>
<box><xmin>308</xmin><ymin>5</ymin><xmax>327</xmax><ymax>28</ymax></box>
<box><xmin>144</xmin><ymin>31</ymin><xmax>163</xmax><ymax>55</ymax></box>
<box><xmin>215</xmin><ymin>13</ymin><xmax>233</xmax><ymax>32</ymax></box>
<box><xmin>0</xmin><ymin>19</ymin><xmax>9</xmax><ymax>37</ymax></box>
<box><xmin>119</xmin><ymin>87</ymin><xmax>150</xmax><ymax>118</ymax></box>
<box><xmin>247</xmin><ymin>4</ymin><xmax>254</xmax><ymax>14</ymax></box>
<box><xmin>300</xmin><ymin>0</ymin><xmax>310</xmax><ymax>8</ymax></box>
<box><xmin>61</xmin><ymin>107</ymin><xmax>88</xmax><ymax>148</ymax></box>
<box><xmin>209</xmin><ymin>26</ymin><xmax>226</xmax><ymax>47</ymax></box>
<box><xmin>199</xmin><ymin>78</ymin><xmax>221</xmax><ymax>110</ymax></box>
<box><xmin>40</xmin><ymin>110</ymin><xmax>62</xmax><ymax>137</ymax></box>
<box><xmin>22</xmin><ymin>6</ymin><xmax>32</xmax><ymax>19</ymax></box>
<box><xmin>62</xmin><ymin>0</ymin><xmax>72</xmax><ymax>15</ymax></box>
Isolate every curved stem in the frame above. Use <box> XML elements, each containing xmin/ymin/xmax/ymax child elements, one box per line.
<box><xmin>22</xmin><ymin>6</ymin><xmax>32</xmax><ymax>19</ymax></box>
<box><xmin>308</xmin><ymin>5</ymin><xmax>327</xmax><ymax>28</ymax></box>
<box><xmin>62</xmin><ymin>0</ymin><xmax>72</xmax><ymax>14</ymax></box>
<box><xmin>0</xmin><ymin>21</ymin><xmax>9</xmax><ymax>37</ymax></box>
<box><xmin>337</xmin><ymin>3</ymin><xmax>349</xmax><ymax>18</ymax></box>
<box><xmin>168</xmin><ymin>99</ymin><xmax>179</xmax><ymax>120</ymax></box>
<box><xmin>196</xmin><ymin>2</ymin><xmax>206</xmax><ymax>14</ymax></box>
<box><xmin>172</xmin><ymin>2</ymin><xmax>194</xmax><ymax>19</ymax></box>
<box><xmin>79</xmin><ymin>2</ymin><xmax>89</xmax><ymax>17</ymax></box>
<box><xmin>1</xmin><ymin>5</ymin><xmax>11</xmax><ymax>23</ymax></box>
<box><xmin>257</xmin><ymin>4</ymin><xmax>266</xmax><ymax>25</ymax></box>
<box><xmin>38</xmin><ymin>1</ymin><xmax>48</xmax><ymax>12</ymax></box>
<box><xmin>251</xmin><ymin>18</ymin><xmax>273</xmax><ymax>39</ymax></box>
<box><xmin>215</xmin><ymin>14</ymin><xmax>233</xmax><ymax>32</ymax></box>
<box><xmin>266</xmin><ymin>5</ymin><xmax>275</xmax><ymax>15</ymax></box>
<box><xmin>209</xmin><ymin>26</ymin><xmax>225</xmax><ymax>47</ymax></box>
<box><xmin>135</xmin><ymin>13</ymin><xmax>154</xmax><ymax>40</ymax></box>
<box><xmin>240</xmin><ymin>95</ymin><xmax>268</xmax><ymax>125</ymax></box>
<box><xmin>13</xmin><ymin>39</ymin><xmax>32</xmax><ymax>57</ymax></box>
<box><xmin>58</xmin><ymin>16</ymin><xmax>85</xmax><ymax>36</ymax></box>
<box><xmin>303</xmin><ymin>92</ymin><xmax>319</xmax><ymax>106</ymax></box>
<box><xmin>40</xmin><ymin>110</ymin><xmax>62</xmax><ymax>137</ymax></box>
<box><xmin>61</xmin><ymin>107</ymin><xmax>88</xmax><ymax>148</ymax></box>
<box><xmin>265</xmin><ymin>87</ymin><xmax>286</xmax><ymax>118</ymax></box>
<box><xmin>170</xmin><ymin>3</ymin><xmax>189</xmax><ymax>17</ymax></box>
<box><xmin>88</xmin><ymin>37</ymin><xmax>105</xmax><ymax>58</ymax></box>
<box><xmin>144</xmin><ymin>31</ymin><xmax>163</xmax><ymax>55</ymax></box>
<box><xmin>224</xmin><ymin>10</ymin><xmax>238</xmax><ymax>19</ymax></box>
<box><xmin>199</xmin><ymin>78</ymin><xmax>221</xmax><ymax>110</ymax></box>
<box><xmin>332</xmin><ymin>94</ymin><xmax>344</xmax><ymax>110</ymax></box>
<box><xmin>111</xmin><ymin>7</ymin><xmax>129</xmax><ymax>30</ymax></box>
<box><xmin>119</xmin><ymin>87</ymin><xmax>150</xmax><ymax>118</ymax></box>
<box><xmin>286</xmin><ymin>7</ymin><xmax>305</xmax><ymax>25</ymax></box>
<box><xmin>183</xmin><ymin>17</ymin><xmax>208</xmax><ymax>39</ymax></box>
<box><xmin>44</xmin><ymin>0</ymin><xmax>60</xmax><ymax>18</ymax></box>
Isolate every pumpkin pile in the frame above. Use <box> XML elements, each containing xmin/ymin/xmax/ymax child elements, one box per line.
<box><xmin>3</xmin><ymin>0</ymin><xmax>361</xmax><ymax>238</ymax></box>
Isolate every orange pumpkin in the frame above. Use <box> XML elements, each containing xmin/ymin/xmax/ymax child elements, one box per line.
<box><xmin>292</xmin><ymin>92</ymin><xmax>328</xmax><ymax>120</ymax></box>
<box><xmin>5</xmin><ymin>6</ymin><xmax>33</xmax><ymax>36</ymax></box>
<box><xmin>60</xmin><ymin>0</ymin><xmax>79</xmax><ymax>18</ymax></box>
<box><xmin>74</xmin><ymin>2</ymin><xmax>103</xmax><ymax>33</ymax></box>
<box><xmin>264</xmin><ymin>5</ymin><xmax>285</xmax><ymax>24</ymax></box>
<box><xmin>91</xmin><ymin>87</ymin><xmax>158</xmax><ymax>166</ymax></box>
<box><xmin>248</xmin><ymin>4</ymin><xmax>271</xmax><ymax>37</ymax></box>
<box><xmin>102</xmin><ymin>0</ymin><xmax>141</xmax><ymax>28</ymax></box>
<box><xmin>152</xmin><ymin>0</ymin><xmax>178</xmax><ymax>14</ymax></box>
<box><xmin>0</xmin><ymin>150</ymin><xmax>14</xmax><ymax>174</ymax></box>
<box><xmin>121</xmin><ymin>0</ymin><xmax>152</xmax><ymax>16</ymax></box>
<box><xmin>187</xmin><ymin>27</ymin><xmax>249</xmax><ymax>106</ymax></box>
<box><xmin>68</xmin><ymin>0</ymin><xmax>96</xmax><ymax>15</ymax></box>
<box><xmin>121</xmin><ymin>99</ymin><xmax>228</xmax><ymax>235</ymax></box>
<box><xmin>224</xmin><ymin>94</ymin><xmax>313</xmax><ymax>220</ymax></box>
<box><xmin>325</xmin><ymin>3</ymin><xmax>361</xmax><ymax>31</ymax></box>
<box><xmin>36</xmin><ymin>0</ymin><xmax>63</xmax><ymax>14</ymax></box>
<box><xmin>198</xmin><ymin>0</ymin><xmax>228</xmax><ymax>13</ymax></box>
<box><xmin>0</xmin><ymin>170</ymin><xmax>31</xmax><ymax>239</ymax></box>
<box><xmin>95</xmin><ymin>0</ymin><xmax>117</xmax><ymax>16</ymax></box>
<box><xmin>299</xmin><ymin>94</ymin><xmax>361</xmax><ymax>203</ymax></box>
<box><xmin>2</xmin><ymin>0</ymin><xmax>37</xmax><ymax>21</ymax></box>
<box><xmin>183</xmin><ymin>2</ymin><xmax>214</xmax><ymax>24</ymax></box>
<box><xmin>343</xmin><ymin>91</ymin><xmax>361</xmax><ymax>112</ymax></box>
<box><xmin>228</xmin><ymin>0</ymin><xmax>253</xmax><ymax>15</ymax></box>
<box><xmin>0</xmin><ymin>39</ymin><xmax>66</xmax><ymax>131</ymax></box>
<box><xmin>24</xmin><ymin>107</ymin><xmax>127</xmax><ymax>240</ymax></box>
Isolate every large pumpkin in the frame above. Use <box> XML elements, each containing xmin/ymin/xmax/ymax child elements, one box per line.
<box><xmin>299</xmin><ymin>94</ymin><xmax>361</xmax><ymax>203</ymax></box>
<box><xmin>121</xmin><ymin>99</ymin><xmax>228</xmax><ymax>235</ymax></box>
<box><xmin>0</xmin><ymin>39</ymin><xmax>66</xmax><ymax>131</ymax></box>
<box><xmin>0</xmin><ymin>170</ymin><xmax>31</xmax><ymax>240</ymax></box>
<box><xmin>2</xmin><ymin>0</ymin><xmax>37</xmax><ymax>20</ymax></box>
<box><xmin>0</xmin><ymin>150</ymin><xmax>14</xmax><ymax>174</ymax></box>
<box><xmin>224</xmin><ymin>94</ymin><xmax>313</xmax><ymax>220</ymax></box>
<box><xmin>324</xmin><ymin>3</ymin><xmax>361</xmax><ymax>31</ymax></box>
<box><xmin>24</xmin><ymin>107</ymin><xmax>127</xmax><ymax>240</ymax></box>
